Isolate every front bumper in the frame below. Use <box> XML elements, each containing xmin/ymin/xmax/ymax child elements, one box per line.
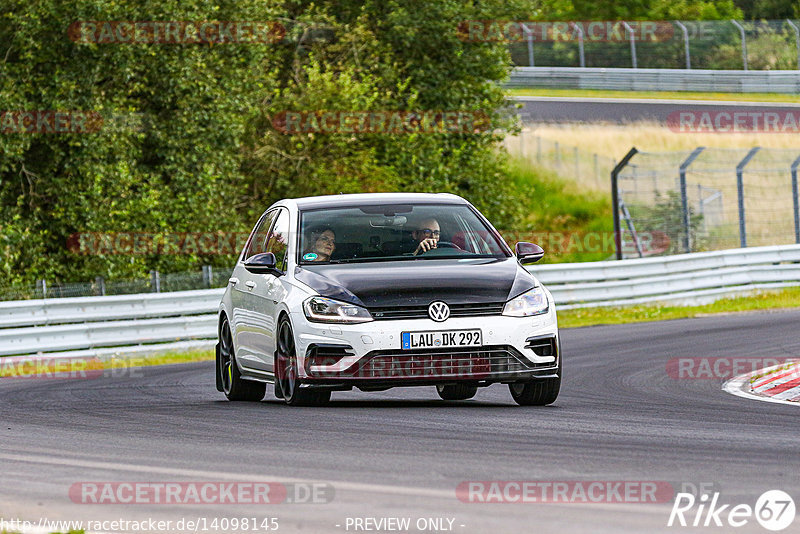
<box><xmin>289</xmin><ymin>307</ymin><xmax>559</xmax><ymax>387</ymax></box>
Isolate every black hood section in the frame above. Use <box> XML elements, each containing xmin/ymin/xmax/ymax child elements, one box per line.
<box><xmin>294</xmin><ymin>258</ymin><xmax>537</xmax><ymax>308</ymax></box>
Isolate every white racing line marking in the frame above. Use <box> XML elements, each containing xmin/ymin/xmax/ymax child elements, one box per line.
<box><xmin>509</xmin><ymin>95</ymin><xmax>800</xmax><ymax>107</ymax></box>
<box><xmin>723</xmin><ymin>362</ymin><xmax>800</xmax><ymax>406</ymax></box>
<box><xmin>0</xmin><ymin>451</ymin><xmax>672</xmax><ymax>515</ymax></box>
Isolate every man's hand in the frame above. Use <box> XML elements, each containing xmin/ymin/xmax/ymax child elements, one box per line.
<box><xmin>414</xmin><ymin>238</ymin><xmax>438</xmax><ymax>255</ymax></box>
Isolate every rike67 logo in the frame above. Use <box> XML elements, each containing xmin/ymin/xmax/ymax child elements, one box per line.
<box><xmin>668</xmin><ymin>490</ymin><xmax>795</xmax><ymax>531</ymax></box>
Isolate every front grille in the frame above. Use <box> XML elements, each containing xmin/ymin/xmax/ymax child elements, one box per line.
<box><xmin>307</xmin><ymin>346</ymin><xmax>533</xmax><ymax>379</ymax></box>
<box><xmin>369</xmin><ymin>302</ymin><xmax>505</xmax><ymax>320</ymax></box>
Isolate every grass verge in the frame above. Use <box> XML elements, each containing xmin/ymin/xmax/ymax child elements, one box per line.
<box><xmin>0</xmin><ymin>347</ymin><xmax>214</xmax><ymax>378</ymax></box>
<box><xmin>557</xmin><ymin>286</ymin><xmax>800</xmax><ymax>329</ymax></box>
<box><xmin>504</xmin><ymin>157</ymin><xmax>613</xmax><ymax>263</ymax></box>
<box><xmin>507</xmin><ymin>88</ymin><xmax>800</xmax><ymax>103</ymax></box>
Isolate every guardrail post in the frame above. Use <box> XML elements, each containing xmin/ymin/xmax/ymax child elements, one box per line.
<box><xmin>202</xmin><ymin>265</ymin><xmax>213</xmax><ymax>288</ymax></box>
<box><xmin>679</xmin><ymin>147</ymin><xmax>705</xmax><ymax>253</ymax></box>
<box><xmin>622</xmin><ymin>21</ymin><xmax>637</xmax><ymax>68</ymax></box>
<box><xmin>570</xmin><ymin>22</ymin><xmax>585</xmax><ymax>67</ymax></box>
<box><xmin>731</xmin><ymin>20</ymin><xmax>748</xmax><ymax>71</ymax></box>
<box><xmin>611</xmin><ymin>147</ymin><xmax>639</xmax><ymax>260</ymax></box>
<box><xmin>95</xmin><ymin>276</ymin><xmax>106</xmax><ymax>296</ymax></box>
<box><xmin>736</xmin><ymin>147</ymin><xmax>760</xmax><ymax>248</ymax></box>
<box><xmin>675</xmin><ymin>21</ymin><xmax>691</xmax><ymax>69</ymax></box>
<box><xmin>788</xmin><ymin>20</ymin><xmax>800</xmax><ymax>71</ymax></box>
<box><xmin>792</xmin><ymin>154</ymin><xmax>800</xmax><ymax>244</ymax></box>
<box><xmin>150</xmin><ymin>270</ymin><xmax>161</xmax><ymax>293</ymax></box>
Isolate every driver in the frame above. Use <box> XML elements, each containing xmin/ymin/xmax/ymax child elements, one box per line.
<box><xmin>411</xmin><ymin>218</ymin><xmax>440</xmax><ymax>255</ymax></box>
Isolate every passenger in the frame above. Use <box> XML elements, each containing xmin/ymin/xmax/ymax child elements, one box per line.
<box><xmin>303</xmin><ymin>226</ymin><xmax>336</xmax><ymax>262</ymax></box>
<box><xmin>411</xmin><ymin>218</ymin><xmax>440</xmax><ymax>255</ymax></box>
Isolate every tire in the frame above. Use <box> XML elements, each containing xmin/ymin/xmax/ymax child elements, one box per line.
<box><xmin>436</xmin><ymin>384</ymin><xmax>478</xmax><ymax>401</ymax></box>
<box><xmin>218</xmin><ymin>316</ymin><xmax>266</xmax><ymax>402</ymax></box>
<box><xmin>275</xmin><ymin>317</ymin><xmax>330</xmax><ymax>406</ymax></box>
<box><xmin>509</xmin><ymin>377</ymin><xmax>560</xmax><ymax>406</ymax></box>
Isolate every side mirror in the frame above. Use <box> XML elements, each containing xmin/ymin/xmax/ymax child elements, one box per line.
<box><xmin>244</xmin><ymin>252</ymin><xmax>279</xmax><ymax>274</ymax></box>
<box><xmin>515</xmin><ymin>242</ymin><xmax>544</xmax><ymax>264</ymax></box>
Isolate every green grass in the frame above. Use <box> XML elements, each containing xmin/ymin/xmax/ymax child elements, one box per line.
<box><xmin>557</xmin><ymin>286</ymin><xmax>800</xmax><ymax>328</ymax></box>
<box><xmin>506</xmin><ymin>88</ymin><xmax>800</xmax><ymax>103</ymax></box>
<box><xmin>505</xmin><ymin>157</ymin><xmax>613</xmax><ymax>263</ymax></box>
<box><xmin>0</xmin><ymin>347</ymin><xmax>214</xmax><ymax>377</ymax></box>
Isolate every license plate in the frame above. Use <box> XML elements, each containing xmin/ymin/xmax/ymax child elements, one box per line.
<box><xmin>401</xmin><ymin>329</ymin><xmax>482</xmax><ymax>350</ymax></box>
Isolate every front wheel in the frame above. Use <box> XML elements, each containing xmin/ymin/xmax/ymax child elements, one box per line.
<box><xmin>218</xmin><ymin>317</ymin><xmax>266</xmax><ymax>402</ymax></box>
<box><xmin>509</xmin><ymin>377</ymin><xmax>560</xmax><ymax>406</ymax></box>
<box><xmin>275</xmin><ymin>317</ymin><xmax>331</xmax><ymax>406</ymax></box>
<box><xmin>436</xmin><ymin>384</ymin><xmax>478</xmax><ymax>401</ymax></box>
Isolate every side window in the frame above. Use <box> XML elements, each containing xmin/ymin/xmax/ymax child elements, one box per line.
<box><xmin>243</xmin><ymin>210</ymin><xmax>278</xmax><ymax>260</ymax></box>
<box><xmin>266</xmin><ymin>209</ymin><xmax>290</xmax><ymax>272</ymax></box>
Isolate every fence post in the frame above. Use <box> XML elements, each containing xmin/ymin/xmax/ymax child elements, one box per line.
<box><xmin>675</xmin><ymin>21</ymin><xmax>691</xmax><ymax>69</ymax></box>
<box><xmin>555</xmin><ymin>142</ymin><xmax>560</xmax><ymax>168</ymax></box>
<box><xmin>150</xmin><ymin>270</ymin><xmax>161</xmax><ymax>293</ymax></box>
<box><xmin>37</xmin><ymin>279</ymin><xmax>47</xmax><ymax>300</ymax></box>
<box><xmin>679</xmin><ymin>147</ymin><xmax>705</xmax><ymax>253</ymax></box>
<box><xmin>520</xmin><ymin>129</ymin><xmax>526</xmax><ymax>160</ymax></box>
<box><xmin>593</xmin><ymin>153</ymin><xmax>599</xmax><ymax>185</ymax></box>
<box><xmin>731</xmin><ymin>20</ymin><xmax>748</xmax><ymax>71</ymax></box>
<box><xmin>736</xmin><ymin>147</ymin><xmax>760</xmax><ymax>248</ymax></box>
<box><xmin>95</xmin><ymin>276</ymin><xmax>106</xmax><ymax>296</ymax></box>
<box><xmin>202</xmin><ymin>265</ymin><xmax>213</xmax><ymax>288</ymax></box>
<box><xmin>787</xmin><ymin>20</ymin><xmax>800</xmax><ymax>71</ymax></box>
<box><xmin>622</xmin><ymin>21</ymin><xmax>637</xmax><ymax>68</ymax></box>
<box><xmin>521</xmin><ymin>24</ymin><xmax>534</xmax><ymax>67</ymax></box>
<box><xmin>611</xmin><ymin>148</ymin><xmax>639</xmax><ymax>260</ymax></box>
<box><xmin>570</xmin><ymin>22</ymin><xmax>585</xmax><ymax>67</ymax></box>
<box><xmin>792</xmin><ymin>154</ymin><xmax>800</xmax><ymax>244</ymax></box>
<box><xmin>574</xmin><ymin>147</ymin><xmax>579</xmax><ymax>178</ymax></box>
<box><xmin>536</xmin><ymin>135</ymin><xmax>542</xmax><ymax>163</ymax></box>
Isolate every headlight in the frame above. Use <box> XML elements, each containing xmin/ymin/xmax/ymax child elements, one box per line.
<box><xmin>303</xmin><ymin>296</ymin><xmax>373</xmax><ymax>324</ymax></box>
<box><xmin>502</xmin><ymin>287</ymin><xmax>549</xmax><ymax>317</ymax></box>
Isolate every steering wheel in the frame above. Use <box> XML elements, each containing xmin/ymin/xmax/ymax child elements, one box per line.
<box><xmin>417</xmin><ymin>241</ymin><xmax>466</xmax><ymax>255</ymax></box>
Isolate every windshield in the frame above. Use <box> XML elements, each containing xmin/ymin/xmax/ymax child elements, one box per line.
<box><xmin>298</xmin><ymin>204</ymin><xmax>509</xmax><ymax>264</ymax></box>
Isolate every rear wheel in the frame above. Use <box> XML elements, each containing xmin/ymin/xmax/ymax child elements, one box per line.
<box><xmin>276</xmin><ymin>317</ymin><xmax>330</xmax><ymax>406</ymax></box>
<box><xmin>436</xmin><ymin>384</ymin><xmax>478</xmax><ymax>401</ymax></box>
<box><xmin>509</xmin><ymin>377</ymin><xmax>560</xmax><ymax>406</ymax></box>
<box><xmin>219</xmin><ymin>317</ymin><xmax>266</xmax><ymax>402</ymax></box>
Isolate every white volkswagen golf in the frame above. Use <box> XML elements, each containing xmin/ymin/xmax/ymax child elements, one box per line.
<box><xmin>216</xmin><ymin>193</ymin><xmax>561</xmax><ymax>406</ymax></box>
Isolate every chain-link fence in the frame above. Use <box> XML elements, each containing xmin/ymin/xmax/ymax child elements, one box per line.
<box><xmin>0</xmin><ymin>266</ymin><xmax>233</xmax><ymax>302</ymax></box>
<box><xmin>615</xmin><ymin>147</ymin><xmax>800</xmax><ymax>259</ymax></box>
<box><xmin>506</xmin><ymin>20</ymin><xmax>800</xmax><ymax>70</ymax></box>
<box><xmin>505</xmin><ymin>130</ymin><xmax>617</xmax><ymax>191</ymax></box>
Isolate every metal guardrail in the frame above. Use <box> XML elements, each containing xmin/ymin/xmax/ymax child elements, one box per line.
<box><xmin>533</xmin><ymin>244</ymin><xmax>800</xmax><ymax>309</ymax></box>
<box><xmin>2</xmin><ymin>244</ymin><xmax>799</xmax><ymax>357</ymax></box>
<box><xmin>507</xmin><ymin>67</ymin><xmax>800</xmax><ymax>93</ymax></box>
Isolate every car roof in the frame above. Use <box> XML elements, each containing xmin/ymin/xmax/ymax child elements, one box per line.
<box><xmin>287</xmin><ymin>192</ymin><xmax>468</xmax><ymax>210</ymax></box>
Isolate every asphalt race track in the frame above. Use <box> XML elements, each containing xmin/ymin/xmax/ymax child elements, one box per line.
<box><xmin>513</xmin><ymin>96</ymin><xmax>800</xmax><ymax>124</ymax></box>
<box><xmin>2</xmin><ymin>310</ymin><xmax>799</xmax><ymax>533</ymax></box>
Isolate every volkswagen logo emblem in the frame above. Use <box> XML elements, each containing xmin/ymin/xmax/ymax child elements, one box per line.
<box><xmin>428</xmin><ymin>301</ymin><xmax>450</xmax><ymax>322</ymax></box>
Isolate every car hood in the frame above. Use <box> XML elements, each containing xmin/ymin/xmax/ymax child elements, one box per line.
<box><xmin>293</xmin><ymin>258</ymin><xmax>537</xmax><ymax>308</ymax></box>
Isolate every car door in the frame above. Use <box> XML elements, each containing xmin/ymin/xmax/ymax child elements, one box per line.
<box><xmin>249</xmin><ymin>208</ymin><xmax>291</xmax><ymax>373</ymax></box>
<box><xmin>231</xmin><ymin>209</ymin><xmax>277</xmax><ymax>372</ymax></box>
